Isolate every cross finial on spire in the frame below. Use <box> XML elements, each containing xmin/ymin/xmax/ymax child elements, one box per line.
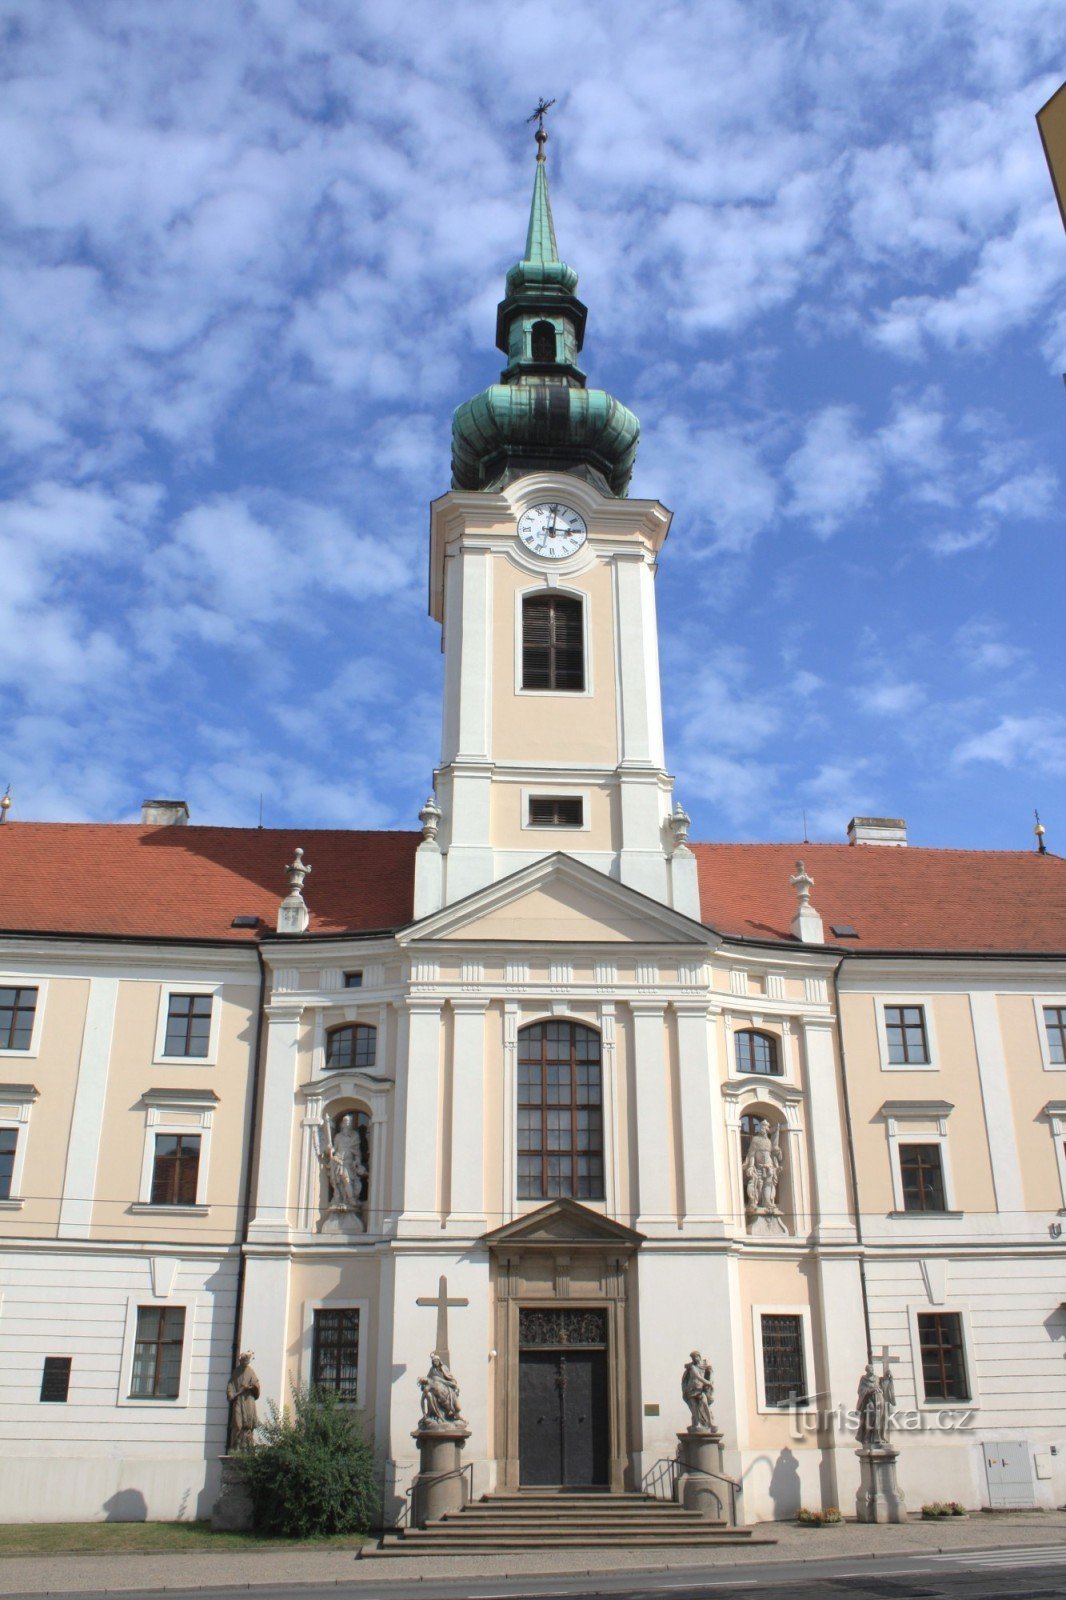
<box><xmin>526</xmin><ymin>96</ymin><xmax>556</xmax><ymax>161</ymax></box>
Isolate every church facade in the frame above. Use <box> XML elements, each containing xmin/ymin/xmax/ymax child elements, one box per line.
<box><xmin>1</xmin><ymin>141</ymin><xmax>1066</xmax><ymax>1526</ymax></box>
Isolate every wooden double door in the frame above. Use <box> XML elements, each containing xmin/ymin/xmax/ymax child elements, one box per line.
<box><xmin>518</xmin><ymin>1310</ymin><xmax>610</xmax><ymax>1487</ymax></box>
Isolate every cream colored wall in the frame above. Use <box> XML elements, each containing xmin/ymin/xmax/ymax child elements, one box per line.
<box><xmin>739</xmin><ymin>1255</ymin><xmax>826</xmax><ymax>1452</ymax></box>
<box><xmin>841</xmin><ymin>991</ymin><xmax>997</xmax><ymax>1214</ymax></box>
<box><xmin>489</xmin><ymin>780</ymin><xmax>617</xmax><ymax>854</ymax></box>
<box><xmin>490</xmin><ymin>557</ymin><xmax>619</xmax><ymax>768</ymax></box>
<box><xmin>1000</xmin><ymin>993</ymin><xmax>1063</xmax><ymax>1213</ymax></box>
<box><xmin>286</xmin><ymin>1258</ymin><xmax>382</xmax><ymax>1429</ymax></box>
<box><xmin>452</xmin><ymin>884</ymin><xmax>665</xmax><ymax>944</ymax></box>
<box><xmin>16</xmin><ymin>977</ymin><xmax>89</xmax><ymax>1234</ymax></box>
<box><xmin>92</xmin><ymin>978</ymin><xmax>258</xmax><ymax>1243</ymax></box>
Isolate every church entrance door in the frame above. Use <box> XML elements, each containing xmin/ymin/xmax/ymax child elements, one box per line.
<box><xmin>517</xmin><ymin>1309</ymin><xmax>609</xmax><ymax>1487</ymax></box>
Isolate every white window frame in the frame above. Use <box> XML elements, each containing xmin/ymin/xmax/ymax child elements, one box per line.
<box><xmin>752</xmin><ymin>1304</ymin><xmax>817</xmax><ymax>1416</ymax></box>
<box><xmin>1035</xmin><ymin>998</ymin><xmax>1066</xmax><ymax>1073</ymax></box>
<box><xmin>301</xmin><ymin>1298</ymin><xmax>369</xmax><ymax>1406</ymax></box>
<box><xmin>906</xmin><ymin>1303</ymin><xmax>979</xmax><ymax>1412</ymax></box>
<box><xmin>117</xmin><ymin>1291</ymin><xmax>197</xmax><ymax>1408</ymax></box>
<box><xmin>0</xmin><ymin>978</ymin><xmax>47</xmax><ymax>1059</ymax></box>
<box><xmin>731</xmin><ymin>1023</ymin><xmax>788</xmax><ymax>1081</ymax></box>
<box><xmin>0</xmin><ymin>1083</ymin><xmax>38</xmax><ymax>1208</ymax></box>
<box><xmin>514</xmin><ymin>583</ymin><xmax>593</xmax><ymax>699</ymax></box>
<box><xmin>153</xmin><ymin>983</ymin><xmax>223</xmax><ymax>1066</ymax></box>
<box><xmin>881</xmin><ymin>1100</ymin><xmax>957</xmax><ymax>1215</ymax></box>
<box><xmin>520</xmin><ymin>786</ymin><xmax>592</xmax><ymax>833</ymax></box>
<box><xmin>875</xmin><ymin>997</ymin><xmax>939</xmax><ymax>1072</ymax></box>
<box><xmin>1043</xmin><ymin>1101</ymin><xmax>1066</xmax><ymax>1211</ymax></box>
<box><xmin>133</xmin><ymin>1089</ymin><xmax>217</xmax><ymax>1213</ymax></box>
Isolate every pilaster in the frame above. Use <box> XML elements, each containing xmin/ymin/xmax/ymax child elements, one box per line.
<box><xmin>246</xmin><ymin>1000</ymin><xmax>303</xmax><ymax>1242</ymax></box>
<box><xmin>673</xmin><ymin>1002</ymin><xmax>723</xmax><ymax>1228</ymax></box>
<box><xmin>630</xmin><ymin>1000</ymin><xmax>674</xmax><ymax>1229</ymax></box>
<box><xmin>398</xmin><ymin>998</ymin><xmax>443</xmax><ymax>1230</ymax></box>
<box><xmin>448</xmin><ymin>997</ymin><xmax>488</xmax><ymax>1229</ymax></box>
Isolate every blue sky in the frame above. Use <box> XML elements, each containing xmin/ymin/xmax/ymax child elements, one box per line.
<box><xmin>1</xmin><ymin>0</ymin><xmax>1063</xmax><ymax>850</ymax></box>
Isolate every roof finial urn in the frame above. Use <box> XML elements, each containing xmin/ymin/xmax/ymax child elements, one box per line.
<box><xmin>790</xmin><ymin>859</ymin><xmax>824</xmax><ymax>945</ymax></box>
<box><xmin>668</xmin><ymin>800</ymin><xmax>692</xmax><ymax>852</ymax></box>
<box><xmin>278</xmin><ymin>846</ymin><xmax>312</xmax><ymax>935</ymax></box>
<box><xmin>419</xmin><ymin>794</ymin><xmax>442</xmax><ymax>843</ymax></box>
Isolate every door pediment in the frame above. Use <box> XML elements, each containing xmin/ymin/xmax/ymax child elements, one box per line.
<box><xmin>483</xmin><ymin>1197</ymin><xmax>644</xmax><ymax>1252</ymax></box>
<box><xmin>401</xmin><ymin>853</ymin><xmax>709</xmax><ymax>947</ymax></box>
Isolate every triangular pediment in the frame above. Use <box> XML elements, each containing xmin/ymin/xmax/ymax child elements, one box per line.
<box><xmin>483</xmin><ymin>1197</ymin><xmax>644</xmax><ymax>1251</ymax></box>
<box><xmin>401</xmin><ymin>854</ymin><xmax>709</xmax><ymax>947</ymax></box>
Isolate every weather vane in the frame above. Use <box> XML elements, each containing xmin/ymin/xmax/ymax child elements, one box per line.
<box><xmin>526</xmin><ymin>96</ymin><xmax>556</xmax><ymax>159</ymax></box>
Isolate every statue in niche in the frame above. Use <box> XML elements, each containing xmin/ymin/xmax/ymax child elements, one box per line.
<box><xmin>681</xmin><ymin>1350</ymin><xmax>715</xmax><ymax>1431</ymax></box>
<box><xmin>856</xmin><ymin>1363</ymin><xmax>890</xmax><ymax>1450</ymax></box>
<box><xmin>418</xmin><ymin>1352</ymin><xmax>464</xmax><ymax>1428</ymax></box>
<box><xmin>742</xmin><ymin>1115</ymin><xmax>789</xmax><ymax>1236</ymax></box>
<box><xmin>318</xmin><ymin>1111</ymin><xmax>368</xmax><ymax>1230</ymax></box>
<box><xmin>226</xmin><ymin>1351</ymin><xmax>260</xmax><ymax>1451</ymax></box>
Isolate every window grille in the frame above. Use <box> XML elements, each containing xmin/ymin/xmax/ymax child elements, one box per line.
<box><xmin>761</xmin><ymin>1314</ymin><xmax>807</xmax><ymax>1407</ymax></box>
<box><xmin>528</xmin><ymin>796</ymin><xmax>584</xmax><ymax>827</ymax></box>
<box><xmin>312</xmin><ymin>1308</ymin><xmax>360</xmax><ymax>1400</ymax></box>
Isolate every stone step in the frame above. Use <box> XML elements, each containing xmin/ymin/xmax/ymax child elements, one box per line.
<box><xmin>438</xmin><ymin>1510</ymin><xmax>729</xmax><ymax>1524</ymax></box>
<box><xmin>369</xmin><ymin>1532</ymin><xmax>761</xmax><ymax>1555</ymax></box>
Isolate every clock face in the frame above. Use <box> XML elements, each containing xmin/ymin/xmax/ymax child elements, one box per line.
<box><xmin>517</xmin><ymin>502</ymin><xmax>588</xmax><ymax>559</ymax></box>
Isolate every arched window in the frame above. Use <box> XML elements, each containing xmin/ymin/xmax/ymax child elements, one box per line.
<box><xmin>325</xmin><ymin>1024</ymin><xmax>377</xmax><ymax>1071</ymax></box>
<box><xmin>734</xmin><ymin>1029</ymin><xmax>780</xmax><ymax>1076</ymax></box>
<box><xmin>522</xmin><ymin>593</ymin><xmax>584</xmax><ymax>692</ymax></box>
<box><xmin>517</xmin><ymin>1020</ymin><xmax>603</xmax><ymax>1200</ymax></box>
<box><xmin>531</xmin><ymin>319</ymin><xmax>557</xmax><ymax>362</ymax></box>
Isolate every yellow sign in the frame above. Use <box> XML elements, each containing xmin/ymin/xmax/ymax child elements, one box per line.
<box><xmin>1037</xmin><ymin>81</ymin><xmax>1066</xmax><ymax>234</ymax></box>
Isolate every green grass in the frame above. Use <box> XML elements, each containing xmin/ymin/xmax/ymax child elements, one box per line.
<box><xmin>0</xmin><ymin>1521</ymin><xmax>369</xmax><ymax>1556</ymax></box>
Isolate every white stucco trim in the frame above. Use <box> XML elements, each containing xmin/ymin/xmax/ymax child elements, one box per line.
<box><xmin>880</xmin><ymin>1099</ymin><xmax>956</xmax><ymax>1214</ymax></box>
<box><xmin>1043</xmin><ymin>1101</ymin><xmax>1066</xmax><ymax>1209</ymax></box>
<box><xmin>513</xmin><ymin>581</ymin><xmax>594</xmax><ymax>700</ymax></box>
<box><xmin>751</xmin><ymin>1304</ymin><xmax>817</xmax><ymax>1415</ymax></box>
<box><xmin>0</xmin><ymin>1082</ymin><xmax>38</xmax><ymax>1203</ymax></box>
<box><xmin>299</xmin><ymin>1298</ymin><xmax>370</xmax><ymax>1407</ymax></box>
<box><xmin>58</xmin><ymin>977</ymin><xmax>118</xmax><ymax>1238</ymax></box>
<box><xmin>0</xmin><ymin>976</ymin><xmax>47</xmax><ymax>1059</ymax></box>
<box><xmin>1035</xmin><ymin>997</ymin><xmax>1066</xmax><ymax>1072</ymax></box>
<box><xmin>905</xmin><ymin>1303</ymin><xmax>979</xmax><ymax>1411</ymax></box>
<box><xmin>153</xmin><ymin>982</ymin><xmax>224</xmax><ymax>1067</ymax></box>
<box><xmin>117</xmin><ymin>1290</ymin><xmax>198</xmax><ymax>1409</ymax></box>
<box><xmin>875</xmin><ymin>996</ymin><xmax>940</xmax><ymax>1071</ymax></box>
<box><xmin>137</xmin><ymin>1089</ymin><xmax>217</xmax><ymax>1208</ymax></box>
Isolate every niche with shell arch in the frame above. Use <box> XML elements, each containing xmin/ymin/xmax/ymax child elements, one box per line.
<box><xmin>721</xmin><ymin>1073</ymin><xmax>808</xmax><ymax>1239</ymax></box>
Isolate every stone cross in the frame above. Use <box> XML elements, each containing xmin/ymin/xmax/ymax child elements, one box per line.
<box><xmin>416</xmin><ymin>1274</ymin><xmax>468</xmax><ymax>1365</ymax></box>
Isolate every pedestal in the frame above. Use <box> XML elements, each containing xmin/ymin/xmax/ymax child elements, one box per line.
<box><xmin>855</xmin><ymin>1448</ymin><xmax>908</xmax><ymax>1523</ymax></box>
<box><xmin>211</xmin><ymin>1454</ymin><xmax>255</xmax><ymax>1531</ymax></box>
<box><xmin>410</xmin><ymin>1426</ymin><xmax>471</xmax><ymax>1526</ymax></box>
<box><xmin>676</xmin><ymin>1429</ymin><xmax>729</xmax><ymax>1521</ymax></box>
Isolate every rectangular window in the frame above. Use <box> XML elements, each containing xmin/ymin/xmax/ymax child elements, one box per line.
<box><xmin>0</xmin><ymin>1128</ymin><xmax>17</xmax><ymax>1200</ymax></box>
<box><xmin>129</xmin><ymin>1306</ymin><xmax>186</xmax><ymax>1399</ymax></box>
<box><xmin>312</xmin><ymin>1308</ymin><xmax>360</xmax><ymax>1400</ymax></box>
<box><xmin>343</xmin><ymin>971</ymin><xmax>363</xmax><ymax>989</ymax></box>
<box><xmin>761</xmin><ymin>1314</ymin><xmax>808</xmax><ymax>1407</ymax></box>
<box><xmin>899</xmin><ymin>1143</ymin><xmax>946</xmax><ymax>1212</ymax></box>
<box><xmin>885</xmin><ymin>1005</ymin><xmax>930</xmax><ymax>1065</ymax></box>
<box><xmin>1045</xmin><ymin>1007</ymin><xmax>1066</xmax><ymax>1067</ymax></box>
<box><xmin>522</xmin><ymin>594</ymin><xmax>585</xmax><ymax>692</ymax></box>
<box><xmin>163</xmin><ymin>993</ymin><xmax>212</xmax><ymax>1058</ymax></box>
<box><xmin>917</xmin><ymin>1312</ymin><xmax>969</xmax><ymax>1402</ymax></box>
<box><xmin>0</xmin><ymin>987</ymin><xmax>37</xmax><ymax>1051</ymax></box>
<box><xmin>40</xmin><ymin>1356</ymin><xmax>72</xmax><ymax>1403</ymax></box>
<box><xmin>528</xmin><ymin>796</ymin><xmax>584</xmax><ymax>828</ymax></box>
<box><xmin>150</xmin><ymin>1134</ymin><xmax>201</xmax><ymax>1205</ymax></box>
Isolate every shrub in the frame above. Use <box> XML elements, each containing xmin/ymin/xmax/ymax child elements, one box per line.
<box><xmin>797</xmin><ymin>1507</ymin><xmax>842</xmax><ymax>1525</ymax></box>
<box><xmin>233</xmin><ymin>1384</ymin><xmax>380</xmax><ymax>1538</ymax></box>
<box><xmin>921</xmin><ymin>1501</ymin><xmax>954</xmax><ymax>1519</ymax></box>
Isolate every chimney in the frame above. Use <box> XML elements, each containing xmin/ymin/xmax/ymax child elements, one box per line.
<box><xmin>141</xmin><ymin>799</ymin><xmax>190</xmax><ymax>827</ymax></box>
<box><xmin>847</xmin><ymin>816</ymin><xmax>907</xmax><ymax>847</ymax></box>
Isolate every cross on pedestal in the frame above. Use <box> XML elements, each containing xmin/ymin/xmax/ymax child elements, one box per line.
<box><xmin>878</xmin><ymin>1344</ymin><xmax>901</xmax><ymax>1404</ymax></box>
<box><xmin>415</xmin><ymin>1274</ymin><xmax>469</xmax><ymax>1366</ymax></box>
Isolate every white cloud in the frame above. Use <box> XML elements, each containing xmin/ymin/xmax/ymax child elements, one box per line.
<box><xmin>954</xmin><ymin>714</ymin><xmax>1066</xmax><ymax>774</ymax></box>
<box><xmin>785</xmin><ymin>407</ymin><xmax>883</xmax><ymax>537</ymax></box>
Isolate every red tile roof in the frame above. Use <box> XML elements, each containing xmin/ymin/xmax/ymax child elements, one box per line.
<box><xmin>0</xmin><ymin>825</ymin><xmax>419</xmax><ymax>942</ymax></box>
<box><xmin>0</xmin><ymin>824</ymin><xmax>1063</xmax><ymax>954</ymax></box>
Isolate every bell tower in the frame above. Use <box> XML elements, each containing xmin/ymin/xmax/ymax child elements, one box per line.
<box><xmin>414</xmin><ymin>119</ymin><xmax>698</xmax><ymax>920</ymax></box>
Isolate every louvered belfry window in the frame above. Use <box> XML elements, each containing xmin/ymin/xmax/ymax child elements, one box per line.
<box><xmin>522</xmin><ymin>594</ymin><xmax>584</xmax><ymax>691</ymax></box>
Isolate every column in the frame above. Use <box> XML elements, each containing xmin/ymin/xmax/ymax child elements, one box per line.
<box><xmin>398</xmin><ymin>999</ymin><xmax>442</xmax><ymax>1230</ymax></box>
<box><xmin>449</xmin><ymin>998</ymin><xmax>488</xmax><ymax>1229</ymax></box>
<box><xmin>631</xmin><ymin>1001</ymin><xmax>673</xmax><ymax>1228</ymax></box>
<box><xmin>673</xmin><ymin>1002</ymin><xmax>722</xmax><ymax>1227</ymax></box>
<box><xmin>246</xmin><ymin>1001</ymin><xmax>303</xmax><ymax>1240</ymax></box>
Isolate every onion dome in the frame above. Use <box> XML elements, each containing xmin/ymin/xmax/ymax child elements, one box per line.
<box><xmin>451</xmin><ymin>126</ymin><xmax>640</xmax><ymax>497</ymax></box>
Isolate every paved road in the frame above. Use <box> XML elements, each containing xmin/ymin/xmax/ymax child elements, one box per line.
<box><xmin>14</xmin><ymin>1545</ymin><xmax>1066</xmax><ymax>1600</ymax></box>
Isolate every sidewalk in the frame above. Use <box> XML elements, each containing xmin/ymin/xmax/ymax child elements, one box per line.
<box><xmin>0</xmin><ymin>1510</ymin><xmax>1063</xmax><ymax>1595</ymax></box>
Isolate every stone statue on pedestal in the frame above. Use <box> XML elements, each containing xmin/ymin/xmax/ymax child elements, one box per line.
<box><xmin>318</xmin><ymin>1111</ymin><xmax>368</xmax><ymax>1231</ymax></box>
<box><xmin>856</xmin><ymin>1362</ymin><xmax>889</xmax><ymax>1449</ymax></box>
<box><xmin>418</xmin><ymin>1353</ymin><xmax>464</xmax><ymax>1428</ymax></box>
<box><xmin>681</xmin><ymin>1351</ymin><xmax>715</xmax><ymax>1431</ymax></box>
<box><xmin>226</xmin><ymin>1351</ymin><xmax>260</xmax><ymax>1451</ymax></box>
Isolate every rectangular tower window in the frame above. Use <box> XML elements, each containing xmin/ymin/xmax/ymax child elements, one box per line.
<box><xmin>917</xmin><ymin>1312</ymin><xmax>969</xmax><ymax>1402</ymax></box>
<box><xmin>312</xmin><ymin>1308</ymin><xmax>360</xmax><ymax>1401</ymax></box>
<box><xmin>522</xmin><ymin>594</ymin><xmax>585</xmax><ymax>692</ymax></box>
<box><xmin>150</xmin><ymin>1134</ymin><xmax>201</xmax><ymax>1205</ymax></box>
<box><xmin>129</xmin><ymin>1306</ymin><xmax>186</xmax><ymax>1399</ymax></box>
<box><xmin>760</xmin><ymin>1314</ymin><xmax>808</xmax><ymax>1407</ymax></box>
<box><xmin>0</xmin><ymin>987</ymin><xmax>37</xmax><ymax>1051</ymax></box>
<box><xmin>899</xmin><ymin>1143</ymin><xmax>946</xmax><ymax>1211</ymax></box>
<box><xmin>40</xmin><ymin>1357</ymin><xmax>72</xmax><ymax>1403</ymax></box>
<box><xmin>528</xmin><ymin>795</ymin><xmax>584</xmax><ymax>828</ymax></box>
<box><xmin>163</xmin><ymin>993</ymin><xmax>213</xmax><ymax>1058</ymax></box>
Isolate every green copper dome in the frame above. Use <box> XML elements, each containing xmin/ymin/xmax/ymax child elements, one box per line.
<box><xmin>451</xmin><ymin>138</ymin><xmax>640</xmax><ymax>497</ymax></box>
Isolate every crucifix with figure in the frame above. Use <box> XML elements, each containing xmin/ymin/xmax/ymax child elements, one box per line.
<box><xmin>416</xmin><ymin>1274</ymin><xmax>468</xmax><ymax>1365</ymax></box>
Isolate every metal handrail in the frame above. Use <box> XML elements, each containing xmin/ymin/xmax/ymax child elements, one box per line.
<box><xmin>389</xmin><ymin>1461</ymin><xmax>475</xmax><ymax>1536</ymax></box>
<box><xmin>641</xmin><ymin>1452</ymin><xmax>743</xmax><ymax>1526</ymax></box>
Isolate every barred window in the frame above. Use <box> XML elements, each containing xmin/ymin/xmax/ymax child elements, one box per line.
<box><xmin>517</xmin><ymin>1021</ymin><xmax>603</xmax><ymax>1201</ymax></box>
<box><xmin>0</xmin><ymin>1128</ymin><xmax>16</xmax><ymax>1200</ymax></box>
<box><xmin>522</xmin><ymin>594</ymin><xmax>585</xmax><ymax>692</ymax></box>
<box><xmin>0</xmin><ymin>987</ymin><xmax>37</xmax><ymax>1051</ymax></box>
<box><xmin>325</xmin><ymin>1024</ymin><xmax>377</xmax><ymax>1070</ymax></box>
<box><xmin>150</xmin><ymin>1134</ymin><xmax>201</xmax><ymax>1206</ymax></box>
<box><xmin>164</xmin><ymin>993</ymin><xmax>212</xmax><ymax>1058</ymax></box>
<box><xmin>1044</xmin><ymin>1006</ymin><xmax>1066</xmax><ymax>1066</ymax></box>
<box><xmin>735</xmin><ymin>1030</ymin><xmax>780</xmax><ymax>1075</ymax></box>
<box><xmin>761</xmin><ymin>1314</ymin><xmax>807</xmax><ymax>1407</ymax></box>
<box><xmin>917</xmin><ymin>1312</ymin><xmax>969</xmax><ymax>1402</ymax></box>
<box><xmin>312</xmin><ymin>1308</ymin><xmax>360</xmax><ymax>1401</ymax></box>
<box><xmin>899</xmin><ymin>1143</ymin><xmax>946</xmax><ymax>1212</ymax></box>
<box><xmin>885</xmin><ymin>1005</ymin><xmax>930</xmax><ymax>1065</ymax></box>
<box><xmin>130</xmin><ymin>1306</ymin><xmax>186</xmax><ymax>1399</ymax></box>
